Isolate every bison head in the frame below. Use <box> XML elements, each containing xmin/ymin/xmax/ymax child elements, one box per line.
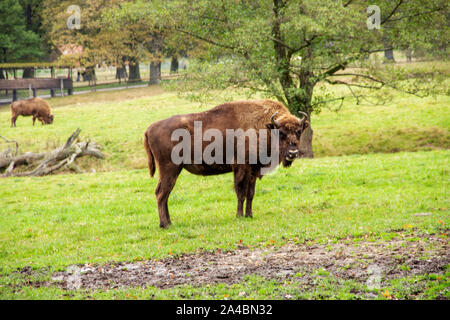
<box><xmin>44</xmin><ymin>114</ymin><xmax>54</xmax><ymax>124</ymax></box>
<box><xmin>266</xmin><ymin>111</ymin><xmax>309</xmax><ymax>167</ymax></box>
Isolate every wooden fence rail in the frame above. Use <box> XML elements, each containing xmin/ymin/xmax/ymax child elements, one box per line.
<box><xmin>0</xmin><ymin>78</ymin><xmax>73</xmax><ymax>101</ymax></box>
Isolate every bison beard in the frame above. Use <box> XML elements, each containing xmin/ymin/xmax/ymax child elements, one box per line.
<box><xmin>144</xmin><ymin>99</ymin><xmax>309</xmax><ymax>228</ymax></box>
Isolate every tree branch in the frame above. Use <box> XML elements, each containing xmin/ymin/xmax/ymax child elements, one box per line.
<box><xmin>329</xmin><ymin>73</ymin><xmax>386</xmax><ymax>84</ymax></box>
<box><xmin>325</xmin><ymin>78</ymin><xmax>384</xmax><ymax>90</ymax></box>
<box><xmin>291</xmin><ymin>35</ymin><xmax>317</xmax><ymax>54</ymax></box>
<box><xmin>381</xmin><ymin>0</ymin><xmax>405</xmax><ymax>25</ymax></box>
<box><xmin>270</xmin><ymin>37</ymin><xmax>294</xmax><ymax>52</ymax></box>
<box><xmin>171</xmin><ymin>27</ymin><xmax>242</xmax><ymax>53</ymax></box>
<box><xmin>385</xmin><ymin>6</ymin><xmax>447</xmax><ymax>23</ymax></box>
<box><xmin>0</xmin><ymin>135</ymin><xmax>19</xmax><ymax>157</ymax></box>
<box><xmin>311</xmin><ymin>96</ymin><xmax>345</xmax><ymax>109</ymax></box>
<box><xmin>343</xmin><ymin>0</ymin><xmax>354</xmax><ymax>7</ymax></box>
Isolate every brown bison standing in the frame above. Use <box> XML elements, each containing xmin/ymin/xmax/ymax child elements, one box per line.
<box><xmin>10</xmin><ymin>97</ymin><xmax>54</xmax><ymax>127</ymax></box>
<box><xmin>144</xmin><ymin>99</ymin><xmax>309</xmax><ymax>228</ymax></box>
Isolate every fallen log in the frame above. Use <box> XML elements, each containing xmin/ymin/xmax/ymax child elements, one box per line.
<box><xmin>0</xmin><ymin>135</ymin><xmax>19</xmax><ymax>158</ymax></box>
<box><xmin>0</xmin><ymin>128</ymin><xmax>104</xmax><ymax>177</ymax></box>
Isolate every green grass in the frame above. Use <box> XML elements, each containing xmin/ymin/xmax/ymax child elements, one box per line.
<box><xmin>0</xmin><ymin>150</ymin><xmax>448</xmax><ymax>274</ymax></box>
<box><xmin>0</xmin><ymin>274</ymin><xmax>373</xmax><ymax>300</ymax></box>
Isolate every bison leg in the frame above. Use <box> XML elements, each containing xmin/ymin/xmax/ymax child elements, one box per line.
<box><xmin>32</xmin><ymin>115</ymin><xmax>37</xmax><ymax>126</ymax></box>
<box><xmin>233</xmin><ymin>166</ymin><xmax>250</xmax><ymax>217</ymax></box>
<box><xmin>155</xmin><ymin>165</ymin><xmax>181</xmax><ymax>228</ymax></box>
<box><xmin>245</xmin><ymin>175</ymin><xmax>257</xmax><ymax>218</ymax></box>
<box><xmin>11</xmin><ymin>116</ymin><xmax>17</xmax><ymax>127</ymax></box>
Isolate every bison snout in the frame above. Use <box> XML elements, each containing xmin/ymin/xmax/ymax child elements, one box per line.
<box><xmin>288</xmin><ymin>149</ymin><xmax>299</xmax><ymax>157</ymax></box>
<box><xmin>285</xmin><ymin>149</ymin><xmax>299</xmax><ymax>161</ymax></box>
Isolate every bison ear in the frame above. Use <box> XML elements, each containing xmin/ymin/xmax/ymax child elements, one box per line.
<box><xmin>266</xmin><ymin>123</ymin><xmax>276</xmax><ymax>130</ymax></box>
<box><xmin>302</xmin><ymin>120</ymin><xmax>309</xmax><ymax>130</ymax></box>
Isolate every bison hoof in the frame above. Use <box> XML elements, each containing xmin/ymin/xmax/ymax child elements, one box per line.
<box><xmin>159</xmin><ymin>223</ymin><xmax>170</xmax><ymax>229</ymax></box>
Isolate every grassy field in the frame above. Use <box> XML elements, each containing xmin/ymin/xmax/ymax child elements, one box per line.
<box><xmin>0</xmin><ymin>70</ymin><xmax>449</xmax><ymax>299</ymax></box>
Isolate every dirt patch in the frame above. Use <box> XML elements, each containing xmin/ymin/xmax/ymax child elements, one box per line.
<box><xmin>38</xmin><ymin>231</ymin><xmax>449</xmax><ymax>291</ymax></box>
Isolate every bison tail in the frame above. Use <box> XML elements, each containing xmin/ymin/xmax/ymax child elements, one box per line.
<box><xmin>144</xmin><ymin>132</ymin><xmax>156</xmax><ymax>177</ymax></box>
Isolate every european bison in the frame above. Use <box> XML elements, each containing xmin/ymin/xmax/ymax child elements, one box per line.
<box><xmin>10</xmin><ymin>97</ymin><xmax>54</xmax><ymax>127</ymax></box>
<box><xmin>144</xmin><ymin>99</ymin><xmax>309</xmax><ymax>228</ymax></box>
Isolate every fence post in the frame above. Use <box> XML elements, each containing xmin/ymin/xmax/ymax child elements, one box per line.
<box><xmin>60</xmin><ymin>78</ymin><xmax>64</xmax><ymax>97</ymax></box>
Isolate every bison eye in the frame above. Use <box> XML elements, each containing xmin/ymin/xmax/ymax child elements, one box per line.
<box><xmin>296</xmin><ymin>129</ymin><xmax>302</xmax><ymax>136</ymax></box>
<box><xmin>279</xmin><ymin>130</ymin><xmax>287</xmax><ymax>138</ymax></box>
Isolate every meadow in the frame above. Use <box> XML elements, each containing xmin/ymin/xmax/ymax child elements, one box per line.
<box><xmin>0</xmin><ymin>68</ymin><xmax>449</xmax><ymax>299</ymax></box>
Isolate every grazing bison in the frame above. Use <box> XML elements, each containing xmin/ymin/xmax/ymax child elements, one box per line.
<box><xmin>144</xmin><ymin>99</ymin><xmax>309</xmax><ymax>228</ymax></box>
<box><xmin>10</xmin><ymin>97</ymin><xmax>54</xmax><ymax>127</ymax></box>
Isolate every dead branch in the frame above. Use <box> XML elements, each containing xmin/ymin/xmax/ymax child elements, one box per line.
<box><xmin>0</xmin><ymin>128</ymin><xmax>104</xmax><ymax>178</ymax></box>
<box><xmin>0</xmin><ymin>135</ymin><xmax>19</xmax><ymax>157</ymax></box>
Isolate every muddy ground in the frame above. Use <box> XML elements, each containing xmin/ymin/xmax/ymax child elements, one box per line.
<box><xmin>28</xmin><ymin>231</ymin><xmax>448</xmax><ymax>293</ymax></box>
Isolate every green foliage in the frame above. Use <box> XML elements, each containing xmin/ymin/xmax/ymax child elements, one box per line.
<box><xmin>0</xmin><ymin>0</ymin><xmax>42</xmax><ymax>63</ymax></box>
<box><xmin>41</xmin><ymin>0</ymin><xmax>136</xmax><ymax>68</ymax></box>
<box><xmin>119</xmin><ymin>0</ymin><xmax>448</xmax><ymax>116</ymax></box>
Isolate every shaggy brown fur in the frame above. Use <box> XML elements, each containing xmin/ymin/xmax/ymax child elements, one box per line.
<box><xmin>144</xmin><ymin>99</ymin><xmax>309</xmax><ymax>228</ymax></box>
<box><xmin>10</xmin><ymin>97</ymin><xmax>54</xmax><ymax>127</ymax></box>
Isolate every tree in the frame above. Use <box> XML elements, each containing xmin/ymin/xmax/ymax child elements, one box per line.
<box><xmin>41</xmin><ymin>0</ymin><xmax>101</xmax><ymax>77</ymax></box>
<box><xmin>0</xmin><ymin>0</ymin><xmax>41</xmax><ymax>64</ymax></box>
<box><xmin>121</xmin><ymin>0</ymin><xmax>448</xmax><ymax>157</ymax></box>
<box><xmin>104</xmin><ymin>2</ymin><xmax>203</xmax><ymax>85</ymax></box>
<box><xmin>41</xmin><ymin>0</ymin><xmax>141</xmax><ymax>80</ymax></box>
<box><xmin>103</xmin><ymin>5</ymin><xmax>164</xmax><ymax>84</ymax></box>
<box><xmin>18</xmin><ymin>0</ymin><xmax>48</xmax><ymax>78</ymax></box>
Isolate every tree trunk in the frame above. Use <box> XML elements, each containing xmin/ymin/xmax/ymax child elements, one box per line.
<box><xmin>115</xmin><ymin>64</ymin><xmax>128</xmax><ymax>83</ymax></box>
<box><xmin>299</xmin><ymin>125</ymin><xmax>314</xmax><ymax>158</ymax></box>
<box><xmin>170</xmin><ymin>56</ymin><xmax>179</xmax><ymax>74</ymax></box>
<box><xmin>83</xmin><ymin>66</ymin><xmax>96</xmax><ymax>87</ymax></box>
<box><xmin>149</xmin><ymin>61</ymin><xmax>161</xmax><ymax>85</ymax></box>
<box><xmin>405</xmin><ymin>48</ymin><xmax>412</xmax><ymax>62</ymax></box>
<box><xmin>384</xmin><ymin>48</ymin><xmax>395</xmax><ymax>61</ymax></box>
<box><xmin>271</xmin><ymin>0</ymin><xmax>314</xmax><ymax>158</ymax></box>
<box><xmin>22</xmin><ymin>68</ymin><xmax>35</xmax><ymax>78</ymax></box>
<box><xmin>128</xmin><ymin>61</ymin><xmax>141</xmax><ymax>82</ymax></box>
<box><xmin>285</xmin><ymin>81</ymin><xmax>315</xmax><ymax>158</ymax></box>
<box><xmin>383</xmin><ymin>38</ymin><xmax>395</xmax><ymax>62</ymax></box>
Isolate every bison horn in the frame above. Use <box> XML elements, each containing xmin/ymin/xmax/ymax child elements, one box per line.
<box><xmin>270</xmin><ymin>112</ymin><xmax>280</xmax><ymax>128</ymax></box>
<box><xmin>298</xmin><ymin>111</ymin><xmax>308</xmax><ymax>124</ymax></box>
